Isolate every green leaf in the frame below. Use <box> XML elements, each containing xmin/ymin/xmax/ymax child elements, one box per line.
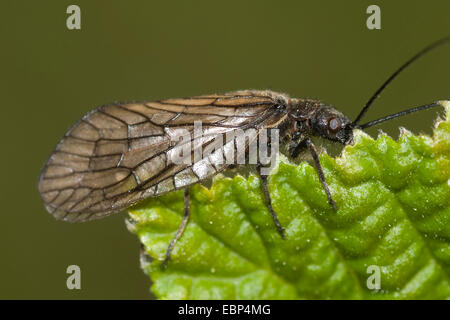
<box><xmin>127</xmin><ymin>102</ymin><xmax>450</xmax><ymax>300</ymax></box>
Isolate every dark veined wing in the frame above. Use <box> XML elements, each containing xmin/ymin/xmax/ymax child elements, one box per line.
<box><xmin>38</xmin><ymin>90</ymin><xmax>289</xmax><ymax>222</ymax></box>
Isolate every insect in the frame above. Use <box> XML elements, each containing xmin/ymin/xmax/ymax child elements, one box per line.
<box><xmin>39</xmin><ymin>36</ymin><xmax>449</xmax><ymax>267</ymax></box>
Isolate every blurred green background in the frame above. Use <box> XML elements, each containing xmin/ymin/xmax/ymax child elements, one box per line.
<box><xmin>0</xmin><ymin>1</ymin><xmax>449</xmax><ymax>299</ymax></box>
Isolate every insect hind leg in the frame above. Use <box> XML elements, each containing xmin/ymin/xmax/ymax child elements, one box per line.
<box><xmin>257</xmin><ymin>166</ymin><xmax>286</xmax><ymax>239</ymax></box>
<box><xmin>161</xmin><ymin>188</ymin><xmax>191</xmax><ymax>268</ymax></box>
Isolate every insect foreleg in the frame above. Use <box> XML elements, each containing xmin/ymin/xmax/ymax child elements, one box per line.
<box><xmin>161</xmin><ymin>188</ymin><xmax>191</xmax><ymax>268</ymax></box>
<box><xmin>257</xmin><ymin>166</ymin><xmax>286</xmax><ymax>239</ymax></box>
<box><xmin>305</xmin><ymin>139</ymin><xmax>338</xmax><ymax>211</ymax></box>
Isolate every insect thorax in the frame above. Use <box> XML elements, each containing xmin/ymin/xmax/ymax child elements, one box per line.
<box><xmin>286</xmin><ymin>99</ymin><xmax>354</xmax><ymax>144</ymax></box>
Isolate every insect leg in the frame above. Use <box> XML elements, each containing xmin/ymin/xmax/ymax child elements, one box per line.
<box><xmin>257</xmin><ymin>167</ymin><xmax>286</xmax><ymax>239</ymax></box>
<box><xmin>305</xmin><ymin>139</ymin><xmax>337</xmax><ymax>211</ymax></box>
<box><xmin>288</xmin><ymin>133</ymin><xmax>307</xmax><ymax>158</ymax></box>
<box><xmin>162</xmin><ymin>188</ymin><xmax>191</xmax><ymax>268</ymax></box>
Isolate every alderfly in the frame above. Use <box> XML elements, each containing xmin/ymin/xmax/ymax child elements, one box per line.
<box><xmin>38</xmin><ymin>36</ymin><xmax>450</xmax><ymax>266</ymax></box>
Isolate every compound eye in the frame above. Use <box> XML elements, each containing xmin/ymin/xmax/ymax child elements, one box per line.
<box><xmin>328</xmin><ymin>117</ymin><xmax>341</xmax><ymax>133</ymax></box>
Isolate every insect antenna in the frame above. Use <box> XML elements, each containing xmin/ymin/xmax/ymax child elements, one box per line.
<box><xmin>353</xmin><ymin>35</ymin><xmax>450</xmax><ymax>125</ymax></box>
<box><xmin>357</xmin><ymin>102</ymin><xmax>441</xmax><ymax>129</ymax></box>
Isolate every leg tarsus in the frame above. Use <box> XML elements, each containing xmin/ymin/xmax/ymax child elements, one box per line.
<box><xmin>162</xmin><ymin>188</ymin><xmax>191</xmax><ymax>268</ymax></box>
<box><xmin>258</xmin><ymin>168</ymin><xmax>286</xmax><ymax>239</ymax></box>
<box><xmin>305</xmin><ymin>139</ymin><xmax>338</xmax><ymax>211</ymax></box>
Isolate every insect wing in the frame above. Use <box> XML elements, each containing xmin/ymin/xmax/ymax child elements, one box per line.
<box><xmin>38</xmin><ymin>92</ymin><xmax>282</xmax><ymax>222</ymax></box>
